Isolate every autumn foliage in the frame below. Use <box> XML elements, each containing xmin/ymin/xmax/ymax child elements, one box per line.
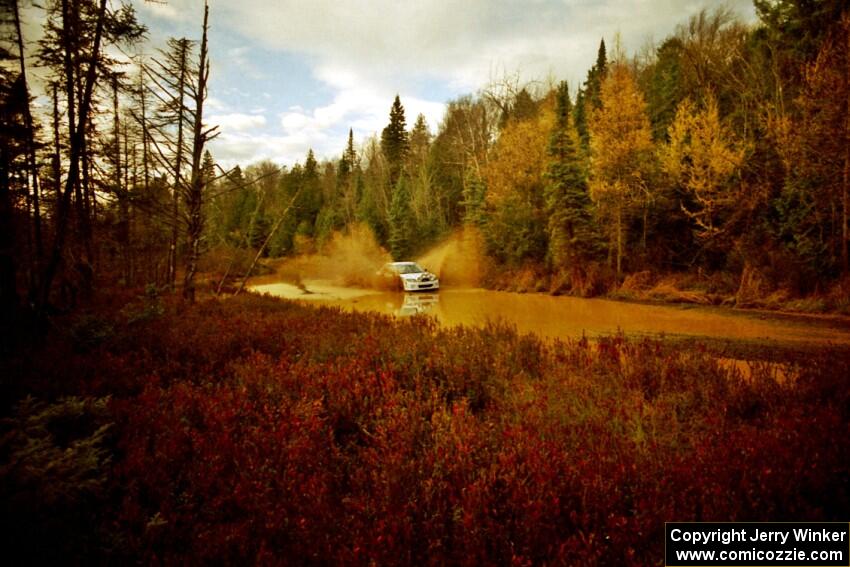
<box><xmin>2</xmin><ymin>292</ymin><xmax>848</xmax><ymax>564</ymax></box>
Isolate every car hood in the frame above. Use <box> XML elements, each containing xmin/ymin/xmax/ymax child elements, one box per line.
<box><xmin>399</xmin><ymin>272</ymin><xmax>436</xmax><ymax>281</ymax></box>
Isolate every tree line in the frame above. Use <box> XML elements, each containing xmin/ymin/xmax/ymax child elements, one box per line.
<box><xmin>1</xmin><ymin>1</ymin><xmax>849</xmax><ymax>342</ymax></box>
<box><xmin>211</xmin><ymin>1</ymin><xmax>850</xmax><ymax>298</ymax></box>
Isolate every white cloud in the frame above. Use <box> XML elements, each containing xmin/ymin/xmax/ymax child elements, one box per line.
<box><xmin>206</xmin><ymin>97</ymin><xmax>229</xmax><ymax>112</ymax></box>
<box><xmin>275</xmin><ymin>73</ymin><xmax>446</xmax><ymax>165</ymax></box>
<box><xmin>208</xmin><ymin>112</ymin><xmax>267</xmax><ymax>132</ymax></box>
<box><xmin>209</xmin><ymin>0</ymin><xmax>755</xmax><ymax>90</ymax></box>
<box><xmin>136</xmin><ymin>0</ymin><xmax>758</xmax><ymax>166</ymax></box>
<box><xmin>136</xmin><ymin>1</ymin><xmax>182</xmax><ymax>21</ymax></box>
<box><xmin>210</xmin><ymin>91</ymin><xmax>444</xmax><ymax>169</ymax></box>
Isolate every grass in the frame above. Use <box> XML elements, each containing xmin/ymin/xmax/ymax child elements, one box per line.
<box><xmin>1</xmin><ymin>289</ymin><xmax>848</xmax><ymax>564</ymax></box>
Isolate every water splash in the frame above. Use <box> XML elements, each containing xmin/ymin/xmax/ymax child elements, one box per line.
<box><xmin>268</xmin><ymin>224</ymin><xmax>393</xmax><ymax>289</ymax></box>
<box><xmin>416</xmin><ymin>226</ymin><xmax>488</xmax><ymax>288</ymax></box>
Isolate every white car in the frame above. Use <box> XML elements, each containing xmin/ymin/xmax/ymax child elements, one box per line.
<box><xmin>380</xmin><ymin>262</ymin><xmax>440</xmax><ymax>292</ymax></box>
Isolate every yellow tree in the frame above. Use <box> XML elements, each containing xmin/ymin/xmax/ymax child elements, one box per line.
<box><xmin>661</xmin><ymin>94</ymin><xmax>745</xmax><ymax>238</ymax></box>
<box><xmin>588</xmin><ymin>61</ymin><xmax>653</xmax><ymax>277</ymax></box>
<box><xmin>483</xmin><ymin>103</ymin><xmax>554</xmax><ymax>264</ymax></box>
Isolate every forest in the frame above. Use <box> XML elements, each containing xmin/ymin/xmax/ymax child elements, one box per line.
<box><xmin>2</xmin><ymin>0</ymin><xmax>850</xmax><ymax>564</ymax></box>
<box><xmin>2</xmin><ymin>0</ymin><xmax>850</xmax><ymax>328</ymax></box>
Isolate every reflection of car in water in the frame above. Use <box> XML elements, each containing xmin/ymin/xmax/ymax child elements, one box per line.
<box><xmin>397</xmin><ymin>293</ymin><xmax>439</xmax><ymax>316</ymax></box>
<box><xmin>378</xmin><ymin>262</ymin><xmax>440</xmax><ymax>292</ymax></box>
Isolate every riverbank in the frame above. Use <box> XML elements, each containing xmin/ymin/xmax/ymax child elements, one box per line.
<box><xmin>241</xmin><ymin>245</ymin><xmax>850</xmax><ymax>320</ymax></box>
<box><xmin>245</xmin><ymin>258</ymin><xmax>850</xmax><ymax>343</ymax></box>
<box><xmin>2</xmin><ymin>290</ymin><xmax>848</xmax><ymax>563</ymax></box>
<box><xmin>476</xmin><ymin>262</ymin><xmax>850</xmax><ymax>317</ymax></box>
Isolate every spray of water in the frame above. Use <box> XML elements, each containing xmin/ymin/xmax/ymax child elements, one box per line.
<box><xmin>416</xmin><ymin>226</ymin><xmax>487</xmax><ymax>288</ymax></box>
<box><xmin>271</xmin><ymin>224</ymin><xmax>393</xmax><ymax>289</ymax></box>
<box><xmin>267</xmin><ymin>224</ymin><xmax>489</xmax><ymax>291</ymax></box>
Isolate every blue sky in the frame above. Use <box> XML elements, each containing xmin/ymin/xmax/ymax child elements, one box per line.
<box><xmin>129</xmin><ymin>0</ymin><xmax>757</xmax><ymax>169</ymax></box>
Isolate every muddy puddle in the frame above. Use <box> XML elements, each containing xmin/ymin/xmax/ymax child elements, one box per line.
<box><xmin>248</xmin><ymin>279</ymin><xmax>850</xmax><ymax>348</ymax></box>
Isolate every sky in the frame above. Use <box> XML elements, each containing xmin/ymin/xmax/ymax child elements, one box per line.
<box><xmin>29</xmin><ymin>0</ymin><xmax>759</xmax><ymax>169</ymax></box>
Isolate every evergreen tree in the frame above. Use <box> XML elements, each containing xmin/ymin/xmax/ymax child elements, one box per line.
<box><xmin>336</xmin><ymin>128</ymin><xmax>358</xmax><ymax>226</ymax></box>
<box><xmin>576</xmin><ymin>39</ymin><xmax>608</xmax><ymax>149</ymax></box>
<box><xmin>544</xmin><ymin>81</ymin><xmax>598</xmax><ymax>268</ymax></box>
<box><xmin>297</xmin><ymin>149</ymin><xmax>322</xmax><ymax>235</ymax></box>
<box><xmin>339</xmin><ymin>128</ymin><xmax>356</xmax><ymax>181</ymax></box>
<box><xmin>573</xmin><ymin>87</ymin><xmax>588</xmax><ymax>150</ymax></box>
<box><xmin>408</xmin><ymin>113</ymin><xmax>431</xmax><ymax>169</ymax></box>
<box><xmin>356</xmin><ymin>172</ymin><xmax>386</xmax><ymax>244</ymax></box>
<box><xmin>510</xmin><ymin>88</ymin><xmax>538</xmax><ymax>122</ymax></box>
<box><xmin>643</xmin><ymin>37</ymin><xmax>685</xmax><ymax>142</ymax></box>
<box><xmin>202</xmin><ymin>150</ymin><xmax>215</xmax><ymax>186</ymax></box>
<box><xmin>461</xmin><ymin>169</ymin><xmax>487</xmax><ymax>227</ymax></box>
<box><xmin>220</xmin><ymin>166</ymin><xmax>245</xmax><ymax>238</ymax></box>
<box><xmin>381</xmin><ymin>95</ymin><xmax>409</xmax><ymax>187</ymax></box>
<box><xmin>754</xmin><ymin>0</ymin><xmax>848</xmax><ymax>73</ymax></box>
<box><xmin>587</xmin><ymin>38</ymin><xmax>608</xmax><ymax>110</ymax></box>
<box><xmin>388</xmin><ymin>175</ymin><xmax>414</xmax><ymax>260</ymax></box>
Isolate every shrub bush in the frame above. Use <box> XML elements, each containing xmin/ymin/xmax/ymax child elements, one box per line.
<box><xmin>4</xmin><ymin>293</ymin><xmax>848</xmax><ymax>563</ymax></box>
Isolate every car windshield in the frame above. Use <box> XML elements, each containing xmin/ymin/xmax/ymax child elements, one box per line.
<box><xmin>392</xmin><ymin>263</ymin><xmax>424</xmax><ymax>274</ymax></box>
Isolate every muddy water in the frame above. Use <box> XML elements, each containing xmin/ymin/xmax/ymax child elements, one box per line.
<box><xmin>248</xmin><ymin>279</ymin><xmax>850</xmax><ymax>347</ymax></box>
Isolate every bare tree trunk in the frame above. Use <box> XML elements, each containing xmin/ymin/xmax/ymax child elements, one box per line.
<box><xmin>113</xmin><ymin>75</ymin><xmax>130</xmax><ymax>285</ymax></box>
<box><xmin>39</xmin><ymin>0</ymin><xmax>108</xmax><ymax>312</ymax></box>
<box><xmin>52</xmin><ymin>83</ymin><xmax>61</xmax><ymax>217</ymax></box>
<box><xmin>138</xmin><ymin>63</ymin><xmax>150</xmax><ymax>196</ymax></box>
<box><xmin>72</xmin><ymin>3</ymin><xmax>94</xmax><ymax>291</ymax></box>
<box><xmin>0</xmin><ymin>107</ymin><xmax>17</xmax><ymax>346</ymax></box>
<box><xmin>13</xmin><ymin>0</ymin><xmax>43</xmax><ymax>276</ymax></box>
<box><xmin>168</xmin><ymin>42</ymin><xmax>189</xmax><ymax>291</ymax></box>
<box><xmin>126</xmin><ymin>121</ymin><xmax>137</xmax><ymax>284</ymax></box>
<box><xmin>132</xmin><ymin>62</ymin><xmax>153</xmax><ymax>284</ymax></box>
<box><xmin>183</xmin><ymin>2</ymin><xmax>212</xmax><ymax>302</ymax></box>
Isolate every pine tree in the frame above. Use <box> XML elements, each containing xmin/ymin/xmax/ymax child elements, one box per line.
<box><xmin>381</xmin><ymin>95</ymin><xmax>409</xmax><ymax>187</ymax></box>
<box><xmin>576</xmin><ymin>39</ymin><xmax>608</xmax><ymax>149</ymax></box>
<box><xmin>336</xmin><ymin>129</ymin><xmax>358</xmax><ymax>226</ymax></box>
<box><xmin>297</xmin><ymin>148</ymin><xmax>322</xmax><ymax>235</ymax></box>
<box><xmin>544</xmin><ymin>81</ymin><xmax>598</xmax><ymax>268</ymax></box>
<box><xmin>202</xmin><ymin>150</ymin><xmax>215</xmax><ymax>187</ymax></box>
<box><xmin>573</xmin><ymin>87</ymin><xmax>588</xmax><ymax>149</ymax></box>
<box><xmin>461</xmin><ymin>169</ymin><xmax>487</xmax><ymax>227</ymax></box>
<box><xmin>356</xmin><ymin>173</ymin><xmax>386</xmax><ymax>243</ymax></box>
<box><xmin>510</xmin><ymin>88</ymin><xmax>538</xmax><ymax>122</ymax></box>
<box><xmin>587</xmin><ymin>38</ymin><xmax>608</xmax><ymax>110</ymax></box>
<box><xmin>339</xmin><ymin>128</ymin><xmax>356</xmax><ymax>180</ymax></box>
<box><xmin>388</xmin><ymin>175</ymin><xmax>414</xmax><ymax>260</ymax></box>
<box><xmin>408</xmin><ymin>113</ymin><xmax>431</xmax><ymax>169</ymax></box>
<box><xmin>644</xmin><ymin>37</ymin><xmax>685</xmax><ymax>142</ymax></box>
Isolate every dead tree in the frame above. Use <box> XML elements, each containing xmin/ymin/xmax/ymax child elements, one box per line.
<box><xmin>182</xmin><ymin>2</ymin><xmax>217</xmax><ymax>301</ymax></box>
